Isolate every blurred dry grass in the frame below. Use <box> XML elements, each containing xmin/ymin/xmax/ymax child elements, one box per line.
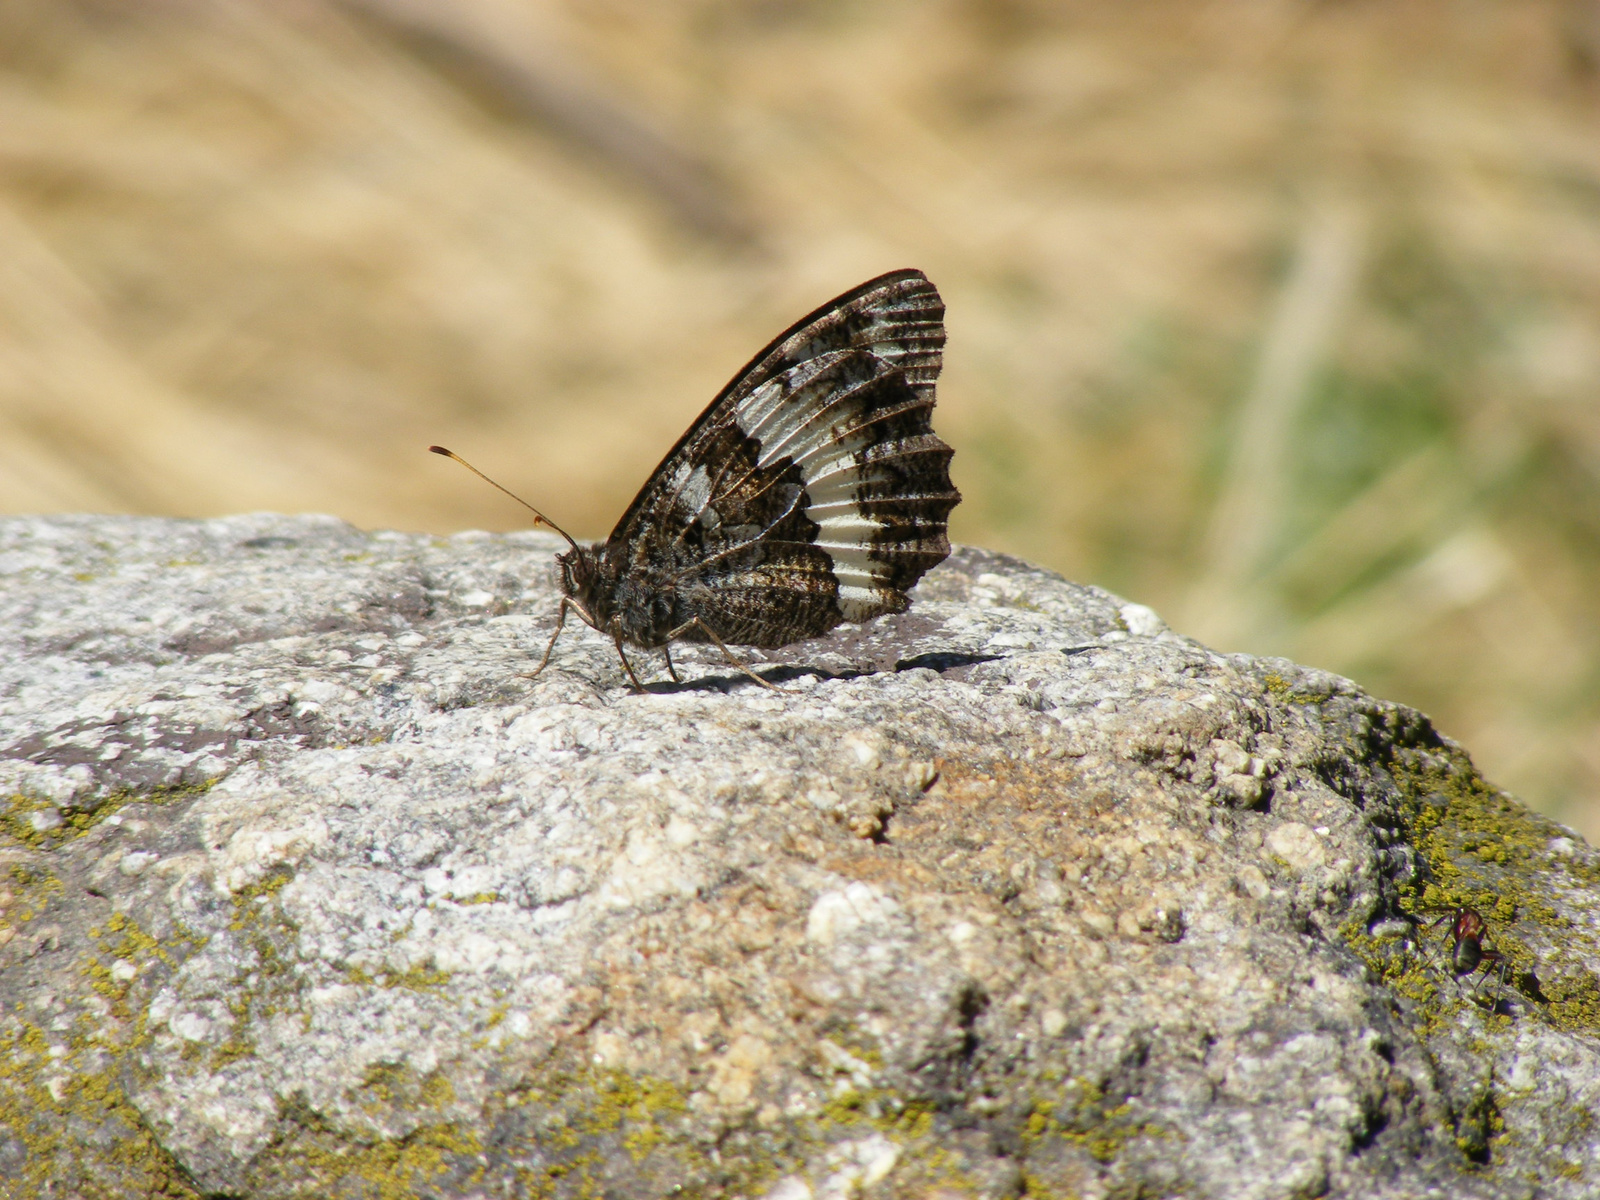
<box><xmin>4</xmin><ymin>0</ymin><xmax>1600</xmax><ymax>835</ymax></box>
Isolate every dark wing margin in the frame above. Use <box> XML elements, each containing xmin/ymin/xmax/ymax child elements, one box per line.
<box><xmin>723</xmin><ymin>267</ymin><xmax>945</xmax><ymax>407</ymax></box>
<box><xmin>606</xmin><ymin>269</ymin><xmax>946</xmax><ymax>551</ymax></box>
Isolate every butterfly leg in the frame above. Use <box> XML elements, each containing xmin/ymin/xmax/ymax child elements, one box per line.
<box><xmin>662</xmin><ymin>643</ymin><xmax>682</xmax><ymax>684</ymax></box>
<box><xmin>612</xmin><ymin>630</ymin><xmax>648</xmax><ymax>692</ymax></box>
<box><xmin>527</xmin><ymin>597</ymin><xmax>574</xmax><ymax>680</ymax></box>
<box><xmin>666</xmin><ymin>618</ymin><xmax>780</xmax><ymax>692</ymax></box>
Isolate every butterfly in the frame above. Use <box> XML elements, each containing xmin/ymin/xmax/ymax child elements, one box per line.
<box><xmin>433</xmin><ymin>268</ymin><xmax>960</xmax><ymax>690</ymax></box>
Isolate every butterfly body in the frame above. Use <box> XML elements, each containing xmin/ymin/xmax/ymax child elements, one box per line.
<box><xmin>451</xmin><ymin>269</ymin><xmax>960</xmax><ymax>688</ymax></box>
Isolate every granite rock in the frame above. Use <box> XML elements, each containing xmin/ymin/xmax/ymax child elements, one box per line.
<box><xmin>1</xmin><ymin>513</ymin><xmax>1598</xmax><ymax>1199</ymax></box>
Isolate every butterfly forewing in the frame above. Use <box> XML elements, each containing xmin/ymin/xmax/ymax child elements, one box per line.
<box><xmin>581</xmin><ymin>268</ymin><xmax>959</xmax><ymax>659</ymax></box>
<box><xmin>607</xmin><ymin>270</ymin><xmax>947</xmax><ymax>549</ymax></box>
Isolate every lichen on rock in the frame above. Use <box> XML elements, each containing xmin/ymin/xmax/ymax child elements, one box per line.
<box><xmin>1</xmin><ymin>513</ymin><xmax>1598</xmax><ymax>1199</ymax></box>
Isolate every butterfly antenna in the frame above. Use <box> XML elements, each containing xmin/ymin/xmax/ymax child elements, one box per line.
<box><xmin>428</xmin><ymin>446</ymin><xmax>583</xmax><ymax>555</ymax></box>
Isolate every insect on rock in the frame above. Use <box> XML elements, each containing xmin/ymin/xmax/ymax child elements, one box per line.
<box><xmin>432</xmin><ymin>269</ymin><xmax>962</xmax><ymax>692</ymax></box>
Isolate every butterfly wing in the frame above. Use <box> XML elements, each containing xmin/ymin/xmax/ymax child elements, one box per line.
<box><xmin>600</xmin><ymin>270</ymin><xmax>959</xmax><ymax>649</ymax></box>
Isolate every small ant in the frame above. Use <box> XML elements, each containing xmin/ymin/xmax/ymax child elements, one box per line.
<box><xmin>1425</xmin><ymin>907</ymin><xmax>1511</xmax><ymax>1001</ymax></box>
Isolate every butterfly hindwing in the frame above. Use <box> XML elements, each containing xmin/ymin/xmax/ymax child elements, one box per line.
<box><xmin>581</xmin><ymin>269</ymin><xmax>959</xmax><ymax>654</ymax></box>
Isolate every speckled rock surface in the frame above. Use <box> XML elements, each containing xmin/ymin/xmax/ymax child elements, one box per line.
<box><xmin>2</xmin><ymin>513</ymin><xmax>1599</xmax><ymax>1200</ymax></box>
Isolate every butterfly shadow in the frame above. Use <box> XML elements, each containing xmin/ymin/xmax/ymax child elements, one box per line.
<box><xmin>639</xmin><ymin>650</ymin><xmax>1002</xmax><ymax>695</ymax></box>
<box><xmin>892</xmin><ymin>650</ymin><xmax>1002</xmax><ymax>674</ymax></box>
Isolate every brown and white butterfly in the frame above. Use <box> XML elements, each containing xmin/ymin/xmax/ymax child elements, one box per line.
<box><xmin>433</xmin><ymin>268</ymin><xmax>960</xmax><ymax>690</ymax></box>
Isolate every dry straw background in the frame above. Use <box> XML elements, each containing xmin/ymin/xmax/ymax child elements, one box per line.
<box><xmin>4</xmin><ymin>0</ymin><xmax>1600</xmax><ymax>836</ymax></box>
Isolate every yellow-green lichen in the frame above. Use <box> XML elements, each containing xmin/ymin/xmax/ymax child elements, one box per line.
<box><xmin>446</xmin><ymin>892</ymin><xmax>501</xmax><ymax>906</ymax></box>
<box><xmin>80</xmin><ymin>911</ymin><xmax>185</xmax><ymax>1023</ymax></box>
<box><xmin>3</xmin><ymin>781</ymin><xmax>213</xmax><ymax>852</ymax></box>
<box><xmin>207</xmin><ymin>865</ymin><xmax>307</xmax><ymax>1068</ymax></box>
<box><xmin>2</xmin><ymin>862</ymin><xmax>64</xmax><ymax>927</ymax></box>
<box><xmin>340</xmin><ymin>963</ymin><xmax>453</xmax><ymax>992</ymax></box>
<box><xmin>1325</xmin><ymin>718</ymin><xmax>1600</xmax><ymax>1177</ymax></box>
<box><xmin>356</xmin><ymin>1062</ymin><xmax>457</xmax><ymax>1117</ymax></box>
<box><xmin>1386</xmin><ymin>753</ymin><xmax>1600</xmax><ymax>1036</ymax></box>
<box><xmin>94</xmin><ymin>909</ymin><xmax>178</xmax><ymax>966</ymax></box>
<box><xmin>490</xmin><ymin>1066</ymin><xmax>718</xmax><ymax>1199</ymax></box>
<box><xmin>1336</xmin><ymin>770</ymin><xmax>1563</xmax><ymax>1049</ymax></box>
<box><xmin>1261</xmin><ymin>670</ymin><xmax>1327</xmax><ymax>705</ymax></box>
<box><xmin>1022</xmin><ymin>1078</ymin><xmax>1171</xmax><ymax>1165</ymax></box>
<box><xmin>229</xmin><ymin>863</ymin><xmax>296</xmax><ymax>920</ymax></box>
<box><xmin>804</xmin><ymin>1071</ymin><xmax>1171</xmax><ymax>1197</ymax></box>
<box><xmin>574</xmin><ymin>1069</ymin><xmax>689</xmax><ymax>1150</ymax></box>
<box><xmin>818</xmin><ymin>1084</ymin><xmax>936</xmax><ymax>1140</ymax></box>
<box><xmin>806</xmin><ymin>1085</ymin><xmax>984</xmax><ymax>1193</ymax></box>
<box><xmin>821</xmin><ymin>1026</ymin><xmax>886</xmax><ymax>1070</ymax></box>
<box><xmin>0</xmin><ymin>904</ymin><xmax>213</xmax><ymax>1200</ymax></box>
<box><xmin>1338</xmin><ymin>915</ymin><xmax>1453</xmax><ymax>1031</ymax></box>
<box><xmin>1453</xmin><ymin>1085</ymin><xmax>1505</xmax><ymax>1164</ymax></box>
<box><xmin>305</xmin><ymin>1059</ymin><xmax>758</xmax><ymax>1200</ymax></box>
<box><xmin>0</xmin><ymin>1013</ymin><xmax>203</xmax><ymax>1198</ymax></box>
<box><xmin>253</xmin><ymin>1106</ymin><xmax>484</xmax><ymax>1200</ymax></box>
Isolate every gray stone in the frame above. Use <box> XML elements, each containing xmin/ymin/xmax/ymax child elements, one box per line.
<box><xmin>1</xmin><ymin>512</ymin><xmax>1598</xmax><ymax>1200</ymax></box>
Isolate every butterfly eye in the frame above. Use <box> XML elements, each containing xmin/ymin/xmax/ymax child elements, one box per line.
<box><xmin>559</xmin><ymin>551</ymin><xmax>588</xmax><ymax>590</ymax></box>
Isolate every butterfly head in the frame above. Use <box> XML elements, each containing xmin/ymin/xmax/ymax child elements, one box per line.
<box><xmin>557</xmin><ymin>544</ymin><xmax>607</xmax><ymax>624</ymax></box>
